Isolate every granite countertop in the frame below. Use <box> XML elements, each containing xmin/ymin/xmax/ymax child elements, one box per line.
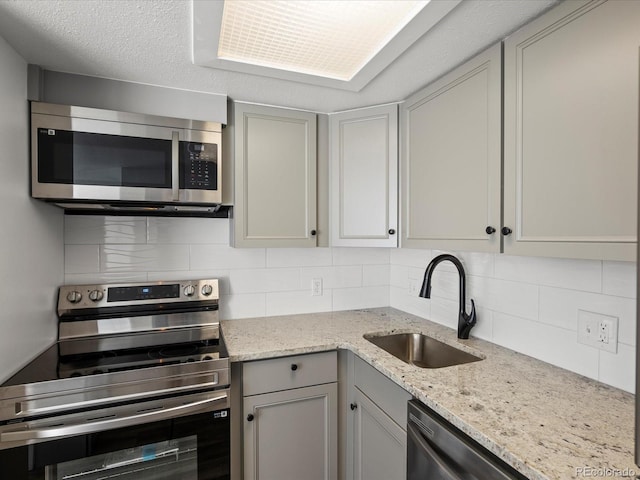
<box><xmin>220</xmin><ymin>307</ymin><xmax>636</xmax><ymax>480</ymax></box>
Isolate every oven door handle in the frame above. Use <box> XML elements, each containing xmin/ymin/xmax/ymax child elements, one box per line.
<box><xmin>1</xmin><ymin>393</ymin><xmax>227</xmax><ymax>442</ymax></box>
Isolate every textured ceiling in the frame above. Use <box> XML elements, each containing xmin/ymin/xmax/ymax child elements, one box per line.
<box><xmin>0</xmin><ymin>0</ymin><xmax>558</xmax><ymax>113</ymax></box>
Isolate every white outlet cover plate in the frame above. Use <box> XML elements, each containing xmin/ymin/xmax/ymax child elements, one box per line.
<box><xmin>577</xmin><ymin>309</ymin><xmax>618</xmax><ymax>353</ymax></box>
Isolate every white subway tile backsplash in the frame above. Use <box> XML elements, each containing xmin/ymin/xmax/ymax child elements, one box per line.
<box><xmin>266</xmin><ymin>248</ymin><xmax>332</xmax><ymax>268</ymax></box>
<box><xmin>603</xmin><ymin>261</ymin><xmax>636</xmax><ymax>298</ymax></box>
<box><xmin>598</xmin><ymin>343</ymin><xmax>636</xmax><ymax>392</ymax></box>
<box><xmin>64</xmin><ymin>272</ymin><xmax>148</xmax><ymax>285</ymax></box>
<box><xmin>428</xmin><ymin>296</ymin><xmax>458</xmax><ymax>330</ymax></box>
<box><xmin>494</xmin><ymin>255</ymin><xmax>602</xmax><ymax>293</ymax></box>
<box><xmin>229</xmin><ymin>268</ymin><xmax>300</xmax><ymax>294</ymax></box>
<box><xmin>389</xmin><ymin>286</ymin><xmax>431</xmax><ymax>320</ymax></box>
<box><xmin>333</xmin><ymin>286</ymin><xmax>389</xmax><ymax>311</ymax></box>
<box><xmin>483</xmin><ymin>278</ymin><xmax>539</xmax><ymax>322</ymax></box>
<box><xmin>362</xmin><ymin>265</ymin><xmax>390</xmax><ymax>286</ymax></box>
<box><xmin>470</xmin><ymin>307</ymin><xmax>493</xmax><ymax>342</ymax></box>
<box><xmin>389</xmin><ymin>248</ymin><xmax>432</xmax><ymax>267</ymax></box>
<box><xmin>492</xmin><ymin>313</ymin><xmax>600</xmax><ymax>379</ymax></box>
<box><xmin>539</xmin><ymin>287</ymin><xmax>636</xmax><ymax>346</ymax></box>
<box><xmin>100</xmin><ymin>244</ymin><xmax>190</xmax><ymax>272</ymax></box>
<box><xmin>147</xmin><ymin>217</ymin><xmax>230</xmax><ymax>245</ymax></box>
<box><xmin>65</xmin><ymin>244</ymin><xmax>100</xmax><ymax>274</ymax></box>
<box><xmin>219</xmin><ymin>293</ymin><xmax>266</xmax><ymax>320</ymax></box>
<box><xmin>332</xmin><ymin>247</ymin><xmax>390</xmax><ymax>266</ymax></box>
<box><xmin>62</xmin><ymin>216</ymin><xmax>636</xmax><ymax>395</ymax></box>
<box><xmin>299</xmin><ymin>266</ymin><xmax>362</xmax><ymax>289</ymax></box>
<box><xmin>191</xmin><ymin>245</ymin><xmax>265</xmax><ymax>270</ymax></box>
<box><xmin>389</xmin><ymin>264</ymin><xmax>409</xmax><ymax>289</ymax></box>
<box><xmin>65</xmin><ymin>215</ymin><xmax>147</xmax><ymax>245</ymax></box>
<box><xmin>265</xmin><ymin>290</ymin><xmax>332</xmax><ymax>316</ymax></box>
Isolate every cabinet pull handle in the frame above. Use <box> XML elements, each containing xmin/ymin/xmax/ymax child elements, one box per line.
<box><xmin>350</xmin><ymin>403</ymin><xmax>357</xmax><ymax>411</ymax></box>
<box><xmin>290</xmin><ymin>364</ymin><xmax>298</xmax><ymax>371</ymax></box>
<box><xmin>485</xmin><ymin>226</ymin><xmax>496</xmax><ymax>234</ymax></box>
<box><xmin>388</xmin><ymin>229</ymin><xmax>396</xmax><ymax>235</ymax></box>
<box><xmin>501</xmin><ymin>227</ymin><xmax>512</xmax><ymax>236</ymax></box>
<box><xmin>310</xmin><ymin>230</ymin><xmax>317</xmax><ymax>236</ymax></box>
<box><xmin>247</xmin><ymin>414</ymin><xmax>254</xmax><ymax>422</ymax></box>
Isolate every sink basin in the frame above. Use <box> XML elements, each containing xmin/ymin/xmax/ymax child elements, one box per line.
<box><xmin>364</xmin><ymin>333</ymin><xmax>482</xmax><ymax>368</ymax></box>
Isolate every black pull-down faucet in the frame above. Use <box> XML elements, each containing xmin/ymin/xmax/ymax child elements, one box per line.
<box><xmin>419</xmin><ymin>254</ymin><xmax>477</xmax><ymax>339</ymax></box>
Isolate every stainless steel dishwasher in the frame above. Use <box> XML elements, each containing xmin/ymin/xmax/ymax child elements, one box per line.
<box><xmin>407</xmin><ymin>400</ymin><xmax>528</xmax><ymax>480</ymax></box>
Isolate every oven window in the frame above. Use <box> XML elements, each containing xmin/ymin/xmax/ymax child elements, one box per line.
<box><xmin>37</xmin><ymin>128</ymin><xmax>172</xmax><ymax>188</ymax></box>
<box><xmin>50</xmin><ymin>436</ymin><xmax>197</xmax><ymax>480</ymax></box>
<box><xmin>0</xmin><ymin>410</ymin><xmax>229</xmax><ymax>480</ymax></box>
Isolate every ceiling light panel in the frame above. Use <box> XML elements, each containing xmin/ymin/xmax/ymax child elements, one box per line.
<box><xmin>217</xmin><ymin>0</ymin><xmax>429</xmax><ymax>81</ymax></box>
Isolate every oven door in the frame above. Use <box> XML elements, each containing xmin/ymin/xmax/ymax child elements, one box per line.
<box><xmin>0</xmin><ymin>389</ymin><xmax>230</xmax><ymax>480</ymax></box>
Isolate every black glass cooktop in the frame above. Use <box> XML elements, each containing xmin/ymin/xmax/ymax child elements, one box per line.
<box><xmin>3</xmin><ymin>338</ymin><xmax>222</xmax><ymax>387</ymax></box>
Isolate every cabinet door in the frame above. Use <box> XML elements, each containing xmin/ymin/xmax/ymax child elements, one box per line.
<box><xmin>401</xmin><ymin>43</ymin><xmax>501</xmax><ymax>252</ymax></box>
<box><xmin>329</xmin><ymin>104</ymin><xmax>398</xmax><ymax>247</ymax></box>
<box><xmin>244</xmin><ymin>383</ymin><xmax>338</xmax><ymax>480</ymax></box>
<box><xmin>234</xmin><ymin>103</ymin><xmax>317</xmax><ymax>247</ymax></box>
<box><xmin>352</xmin><ymin>387</ymin><xmax>406</xmax><ymax>480</ymax></box>
<box><xmin>503</xmin><ymin>0</ymin><xmax>640</xmax><ymax>260</ymax></box>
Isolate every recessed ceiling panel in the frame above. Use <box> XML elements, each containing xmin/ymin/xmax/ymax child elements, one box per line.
<box><xmin>192</xmin><ymin>0</ymin><xmax>463</xmax><ymax>91</ymax></box>
<box><xmin>217</xmin><ymin>0</ymin><xmax>428</xmax><ymax>81</ymax></box>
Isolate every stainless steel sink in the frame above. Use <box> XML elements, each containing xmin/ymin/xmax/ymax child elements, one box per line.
<box><xmin>364</xmin><ymin>333</ymin><xmax>482</xmax><ymax>368</ymax></box>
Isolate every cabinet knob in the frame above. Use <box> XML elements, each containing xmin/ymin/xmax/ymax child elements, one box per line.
<box><xmin>485</xmin><ymin>226</ymin><xmax>496</xmax><ymax>235</ymax></box>
<box><xmin>501</xmin><ymin>227</ymin><xmax>512</xmax><ymax>236</ymax></box>
<box><xmin>310</xmin><ymin>229</ymin><xmax>317</xmax><ymax>236</ymax></box>
<box><xmin>350</xmin><ymin>403</ymin><xmax>357</xmax><ymax>411</ymax></box>
<box><xmin>290</xmin><ymin>364</ymin><xmax>298</xmax><ymax>371</ymax></box>
<box><xmin>388</xmin><ymin>229</ymin><xmax>396</xmax><ymax>235</ymax></box>
<box><xmin>247</xmin><ymin>414</ymin><xmax>254</xmax><ymax>422</ymax></box>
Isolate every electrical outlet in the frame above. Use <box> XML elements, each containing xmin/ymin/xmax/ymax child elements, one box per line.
<box><xmin>311</xmin><ymin>278</ymin><xmax>323</xmax><ymax>296</ymax></box>
<box><xmin>577</xmin><ymin>310</ymin><xmax>618</xmax><ymax>353</ymax></box>
<box><xmin>408</xmin><ymin>279</ymin><xmax>419</xmax><ymax>295</ymax></box>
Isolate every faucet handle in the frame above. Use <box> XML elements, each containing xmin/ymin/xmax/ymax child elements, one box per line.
<box><xmin>467</xmin><ymin>299</ymin><xmax>477</xmax><ymax>326</ymax></box>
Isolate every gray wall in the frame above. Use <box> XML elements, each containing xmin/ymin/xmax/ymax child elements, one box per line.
<box><xmin>0</xmin><ymin>35</ymin><xmax>63</xmax><ymax>382</ymax></box>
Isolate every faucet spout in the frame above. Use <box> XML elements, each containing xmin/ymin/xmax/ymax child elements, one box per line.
<box><xmin>419</xmin><ymin>254</ymin><xmax>477</xmax><ymax>339</ymax></box>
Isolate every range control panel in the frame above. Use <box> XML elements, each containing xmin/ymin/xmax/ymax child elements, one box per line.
<box><xmin>58</xmin><ymin>278</ymin><xmax>219</xmax><ymax>312</ymax></box>
<box><xmin>180</xmin><ymin>141</ymin><xmax>218</xmax><ymax>190</ymax></box>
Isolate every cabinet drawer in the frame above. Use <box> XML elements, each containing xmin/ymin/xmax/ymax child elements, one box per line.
<box><xmin>243</xmin><ymin>351</ymin><xmax>337</xmax><ymax>396</ymax></box>
<box><xmin>354</xmin><ymin>355</ymin><xmax>411</xmax><ymax>427</ymax></box>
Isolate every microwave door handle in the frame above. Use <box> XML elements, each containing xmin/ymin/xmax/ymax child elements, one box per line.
<box><xmin>407</xmin><ymin>422</ymin><xmax>465</xmax><ymax>480</ymax></box>
<box><xmin>1</xmin><ymin>393</ymin><xmax>227</xmax><ymax>443</ymax></box>
<box><xmin>171</xmin><ymin>130</ymin><xmax>180</xmax><ymax>202</ymax></box>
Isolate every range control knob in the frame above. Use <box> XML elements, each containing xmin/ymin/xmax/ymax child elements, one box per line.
<box><xmin>88</xmin><ymin>289</ymin><xmax>104</xmax><ymax>302</ymax></box>
<box><xmin>66</xmin><ymin>291</ymin><xmax>82</xmax><ymax>304</ymax></box>
<box><xmin>184</xmin><ymin>285</ymin><xmax>196</xmax><ymax>297</ymax></box>
<box><xmin>201</xmin><ymin>284</ymin><xmax>213</xmax><ymax>296</ymax></box>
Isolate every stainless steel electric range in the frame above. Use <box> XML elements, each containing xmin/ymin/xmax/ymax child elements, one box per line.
<box><xmin>0</xmin><ymin>278</ymin><xmax>230</xmax><ymax>480</ymax></box>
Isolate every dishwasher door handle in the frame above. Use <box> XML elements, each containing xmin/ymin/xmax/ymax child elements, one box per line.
<box><xmin>1</xmin><ymin>393</ymin><xmax>227</xmax><ymax>443</ymax></box>
<box><xmin>407</xmin><ymin>421</ymin><xmax>466</xmax><ymax>480</ymax></box>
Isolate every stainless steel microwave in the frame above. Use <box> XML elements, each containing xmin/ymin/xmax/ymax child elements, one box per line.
<box><xmin>31</xmin><ymin>102</ymin><xmax>222</xmax><ymax>212</ymax></box>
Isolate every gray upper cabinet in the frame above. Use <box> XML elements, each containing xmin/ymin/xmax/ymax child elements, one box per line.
<box><xmin>503</xmin><ymin>0</ymin><xmax>639</xmax><ymax>261</ymax></box>
<box><xmin>233</xmin><ymin>102</ymin><xmax>317</xmax><ymax>247</ymax></box>
<box><xmin>401</xmin><ymin>43</ymin><xmax>502</xmax><ymax>252</ymax></box>
<box><xmin>329</xmin><ymin>104</ymin><xmax>398</xmax><ymax>247</ymax></box>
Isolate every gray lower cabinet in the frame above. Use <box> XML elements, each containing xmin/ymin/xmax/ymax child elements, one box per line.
<box><xmin>343</xmin><ymin>352</ymin><xmax>412</xmax><ymax>480</ymax></box>
<box><xmin>242</xmin><ymin>352</ymin><xmax>338</xmax><ymax>480</ymax></box>
<box><xmin>351</xmin><ymin>387</ymin><xmax>406</xmax><ymax>480</ymax></box>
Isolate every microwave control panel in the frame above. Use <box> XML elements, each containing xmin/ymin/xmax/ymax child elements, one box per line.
<box><xmin>180</xmin><ymin>141</ymin><xmax>218</xmax><ymax>190</ymax></box>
